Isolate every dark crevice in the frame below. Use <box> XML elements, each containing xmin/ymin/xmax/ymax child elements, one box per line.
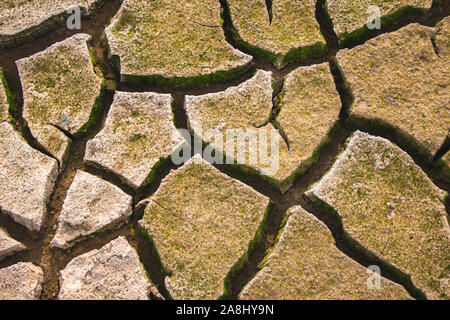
<box><xmin>268</xmin><ymin>73</ymin><xmax>290</xmax><ymax>150</ymax></box>
<box><xmin>328</xmin><ymin>58</ymin><xmax>354</xmax><ymax>121</ymax></box>
<box><xmin>219</xmin><ymin>0</ymin><xmax>239</xmax><ymax>49</ymax></box>
<box><xmin>315</xmin><ymin>0</ymin><xmax>339</xmax><ymax>53</ymax></box>
<box><xmin>133</xmin><ymin>93</ymin><xmax>189</xmax><ymax>204</ymax></box>
<box><xmin>424</xmin><ymin>0</ymin><xmax>450</xmax><ymax>27</ymax></box>
<box><xmin>127</xmin><ymin>218</ymin><xmax>172</xmax><ymax>300</ymax></box>
<box><xmin>445</xmin><ymin>196</ymin><xmax>450</xmax><ymax>225</ymax></box>
<box><xmin>171</xmin><ymin>93</ymin><xmax>189</xmax><ymax>131</ymax></box>
<box><xmin>430</xmin><ymin>36</ymin><xmax>442</xmax><ymax>58</ymax></box>
<box><xmin>0</xmin><ymin>0</ymin><xmax>448</xmax><ymax>301</ymax></box>
<box><xmin>272</xmin><ymin>120</ymin><xmax>291</xmax><ymax>151</ymax></box>
<box><xmin>118</xmin><ymin>69</ymin><xmax>259</xmax><ymax>102</ymax></box>
<box><xmin>1</xmin><ymin>71</ymin><xmax>57</xmax><ymax>162</ymax></box>
<box><xmin>49</xmin><ymin>123</ymin><xmax>76</xmax><ymax>141</ymax></box>
<box><xmin>300</xmin><ymin>198</ymin><xmax>427</xmax><ymax>300</ymax></box>
<box><xmin>265</xmin><ymin>0</ymin><xmax>273</xmax><ymax>25</ymax></box>
<box><xmin>0</xmin><ymin>210</ymin><xmax>37</xmax><ymax>244</ymax></box>
<box><xmin>338</xmin><ymin>2</ymin><xmax>450</xmax><ymax>50</ymax></box>
<box><xmin>83</xmin><ymin>162</ymin><xmax>136</xmax><ymax>196</ymax></box>
<box><xmin>38</xmin><ymin>87</ymin><xmax>115</xmax><ymax>300</ymax></box>
<box><xmin>18</xmin><ymin>119</ymin><xmax>59</xmax><ymax>164</ymax></box>
<box><xmin>217</xmin><ymin>124</ymin><xmax>352</xmax><ymax>298</ymax></box>
<box><xmin>434</xmin><ymin>134</ymin><xmax>450</xmax><ymax>161</ymax></box>
<box><xmin>223</xmin><ymin>203</ymin><xmax>283</xmax><ymax>300</ymax></box>
<box><xmin>0</xmin><ymin>209</ymin><xmax>41</xmax><ymax>270</ymax></box>
<box><xmin>134</xmin><ymin>160</ymin><xmax>181</xmax><ymax>205</ymax></box>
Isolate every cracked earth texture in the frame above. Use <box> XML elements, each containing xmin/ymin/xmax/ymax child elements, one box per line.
<box><xmin>0</xmin><ymin>0</ymin><xmax>448</xmax><ymax>300</ymax></box>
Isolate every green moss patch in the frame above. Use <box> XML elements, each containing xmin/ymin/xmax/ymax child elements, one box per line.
<box><xmin>240</xmin><ymin>205</ymin><xmax>411</xmax><ymax>299</ymax></box>
<box><xmin>325</xmin><ymin>0</ymin><xmax>433</xmax><ymax>45</ymax></box>
<box><xmin>306</xmin><ymin>131</ymin><xmax>450</xmax><ymax>300</ymax></box>
<box><xmin>105</xmin><ymin>0</ymin><xmax>252</xmax><ymax>88</ymax></box>
<box><xmin>139</xmin><ymin>155</ymin><xmax>271</xmax><ymax>300</ymax></box>
<box><xmin>337</xmin><ymin>23</ymin><xmax>449</xmax><ymax>162</ymax></box>
<box><xmin>226</xmin><ymin>0</ymin><xmax>326</xmax><ymax>68</ymax></box>
<box><xmin>16</xmin><ymin>33</ymin><xmax>104</xmax><ymax>164</ymax></box>
<box><xmin>0</xmin><ymin>70</ymin><xmax>13</xmax><ymax>123</ymax></box>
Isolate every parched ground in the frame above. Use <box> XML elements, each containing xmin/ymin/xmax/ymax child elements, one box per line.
<box><xmin>105</xmin><ymin>0</ymin><xmax>252</xmax><ymax>86</ymax></box>
<box><xmin>0</xmin><ymin>0</ymin><xmax>448</xmax><ymax>301</ymax></box>
<box><xmin>306</xmin><ymin>131</ymin><xmax>449</xmax><ymax>300</ymax></box>
<box><xmin>139</xmin><ymin>155</ymin><xmax>271</xmax><ymax>300</ymax></box>
<box><xmin>0</xmin><ymin>0</ymin><xmax>105</xmax><ymax>48</ymax></box>
<box><xmin>338</xmin><ymin>23</ymin><xmax>449</xmax><ymax>161</ymax></box>
<box><xmin>0</xmin><ymin>122</ymin><xmax>58</xmax><ymax>231</ymax></box>
<box><xmin>240</xmin><ymin>206</ymin><xmax>412</xmax><ymax>300</ymax></box>
<box><xmin>16</xmin><ymin>33</ymin><xmax>104</xmax><ymax>165</ymax></box>
<box><xmin>326</xmin><ymin>0</ymin><xmax>434</xmax><ymax>44</ymax></box>
<box><xmin>226</xmin><ymin>0</ymin><xmax>326</xmax><ymax>68</ymax></box>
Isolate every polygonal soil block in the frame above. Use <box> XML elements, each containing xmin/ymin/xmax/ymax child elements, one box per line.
<box><xmin>0</xmin><ymin>0</ymin><xmax>106</xmax><ymax>48</ymax></box>
<box><xmin>16</xmin><ymin>33</ymin><xmax>104</xmax><ymax>164</ymax></box>
<box><xmin>85</xmin><ymin>91</ymin><xmax>184</xmax><ymax>189</ymax></box>
<box><xmin>0</xmin><ymin>228</ymin><xmax>25</xmax><ymax>261</ymax></box>
<box><xmin>326</xmin><ymin>0</ymin><xmax>433</xmax><ymax>44</ymax></box>
<box><xmin>240</xmin><ymin>206</ymin><xmax>411</xmax><ymax>300</ymax></box>
<box><xmin>226</xmin><ymin>0</ymin><xmax>326</xmax><ymax>68</ymax></box>
<box><xmin>59</xmin><ymin>236</ymin><xmax>154</xmax><ymax>300</ymax></box>
<box><xmin>139</xmin><ymin>155</ymin><xmax>271</xmax><ymax>299</ymax></box>
<box><xmin>52</xmin><ymin>170</ymin><xmax>133</xmax><ymax>249</ymax></box>
<box><xmin>0</xmin><ymin>262</ymin><xmax>43</xmax><ymax>300</ymax></box>
<box><xmin>337</xmin><ymin>23</ymin><xmax>449</xmax><ymax>161</ymax></box>
<box><xmin>0</xmin><ymin>122</ymin><xmax>58</xmax><ymax>231</ymax></box>
<box><xmin>306</xmin><ymin>131</ymin><xmax>450</xmax><ymax>300</ymax></box>
<box><xmin>105</xmin><ymin>0</ymin><xmax>252</xmax><ymax>87</ymax></box>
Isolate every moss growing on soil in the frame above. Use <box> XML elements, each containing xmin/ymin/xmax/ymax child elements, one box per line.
<box><xmin>325</xmin><ymin>0</ymin><xmax>433</xmax><ymax>46</ymax></box>
<box><xmin>105</xmin><ymin>0</ymin><xmax>252</xmax><ymax>88</ymax></box>
<box><xmin>16</xmin><ymin>33</ymin><xmax>104</xmax><ymax>163</ymax></box>
<box><xmin>337</xmin><ymin>23</ymin><xmax>449</xmax><ymax>162</ymax></box>
<box><xmin>240</xmin><ymin>206</ymin><xmax>412</xmax><ymax>300</ymax></box>
<box><xmin>0</xmin><ymin>70</ymin><xmax>14</xmax><ymax>123</ymax></box>
<box><xmin>139</xmin><ymin>155</ymin><xmax>271</xmax><ymax>300</ymax></box>
<box><xmin>225</xmin><ymin>0</ymin><xmax>326</xmax><ymax>68</ymax></box>
<box><xmin>306</xmin><ymin>131</ymin><xmax>449</xmax><ymax>300</ymax></box>
<box><xmin>0</xmin><ymin>0</ymin><xmax>107</xmax><ymax>48</ymax></box>
<box><xmin>84</xmin><ymin>92</ymin><xmax>184</xmax><ymax>190</ymax></box>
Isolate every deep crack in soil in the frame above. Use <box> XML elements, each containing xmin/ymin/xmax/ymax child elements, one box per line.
<box><xmin>0</xmin><ymin>0</ymin><xmax>448</xmax><ymax>300</ymax></box>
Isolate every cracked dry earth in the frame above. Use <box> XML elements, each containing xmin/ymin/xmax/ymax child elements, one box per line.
<box><xmin>0</xmin><ymin>0</ymin><xmax>449</xmax><ymax>301</ymax></box>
